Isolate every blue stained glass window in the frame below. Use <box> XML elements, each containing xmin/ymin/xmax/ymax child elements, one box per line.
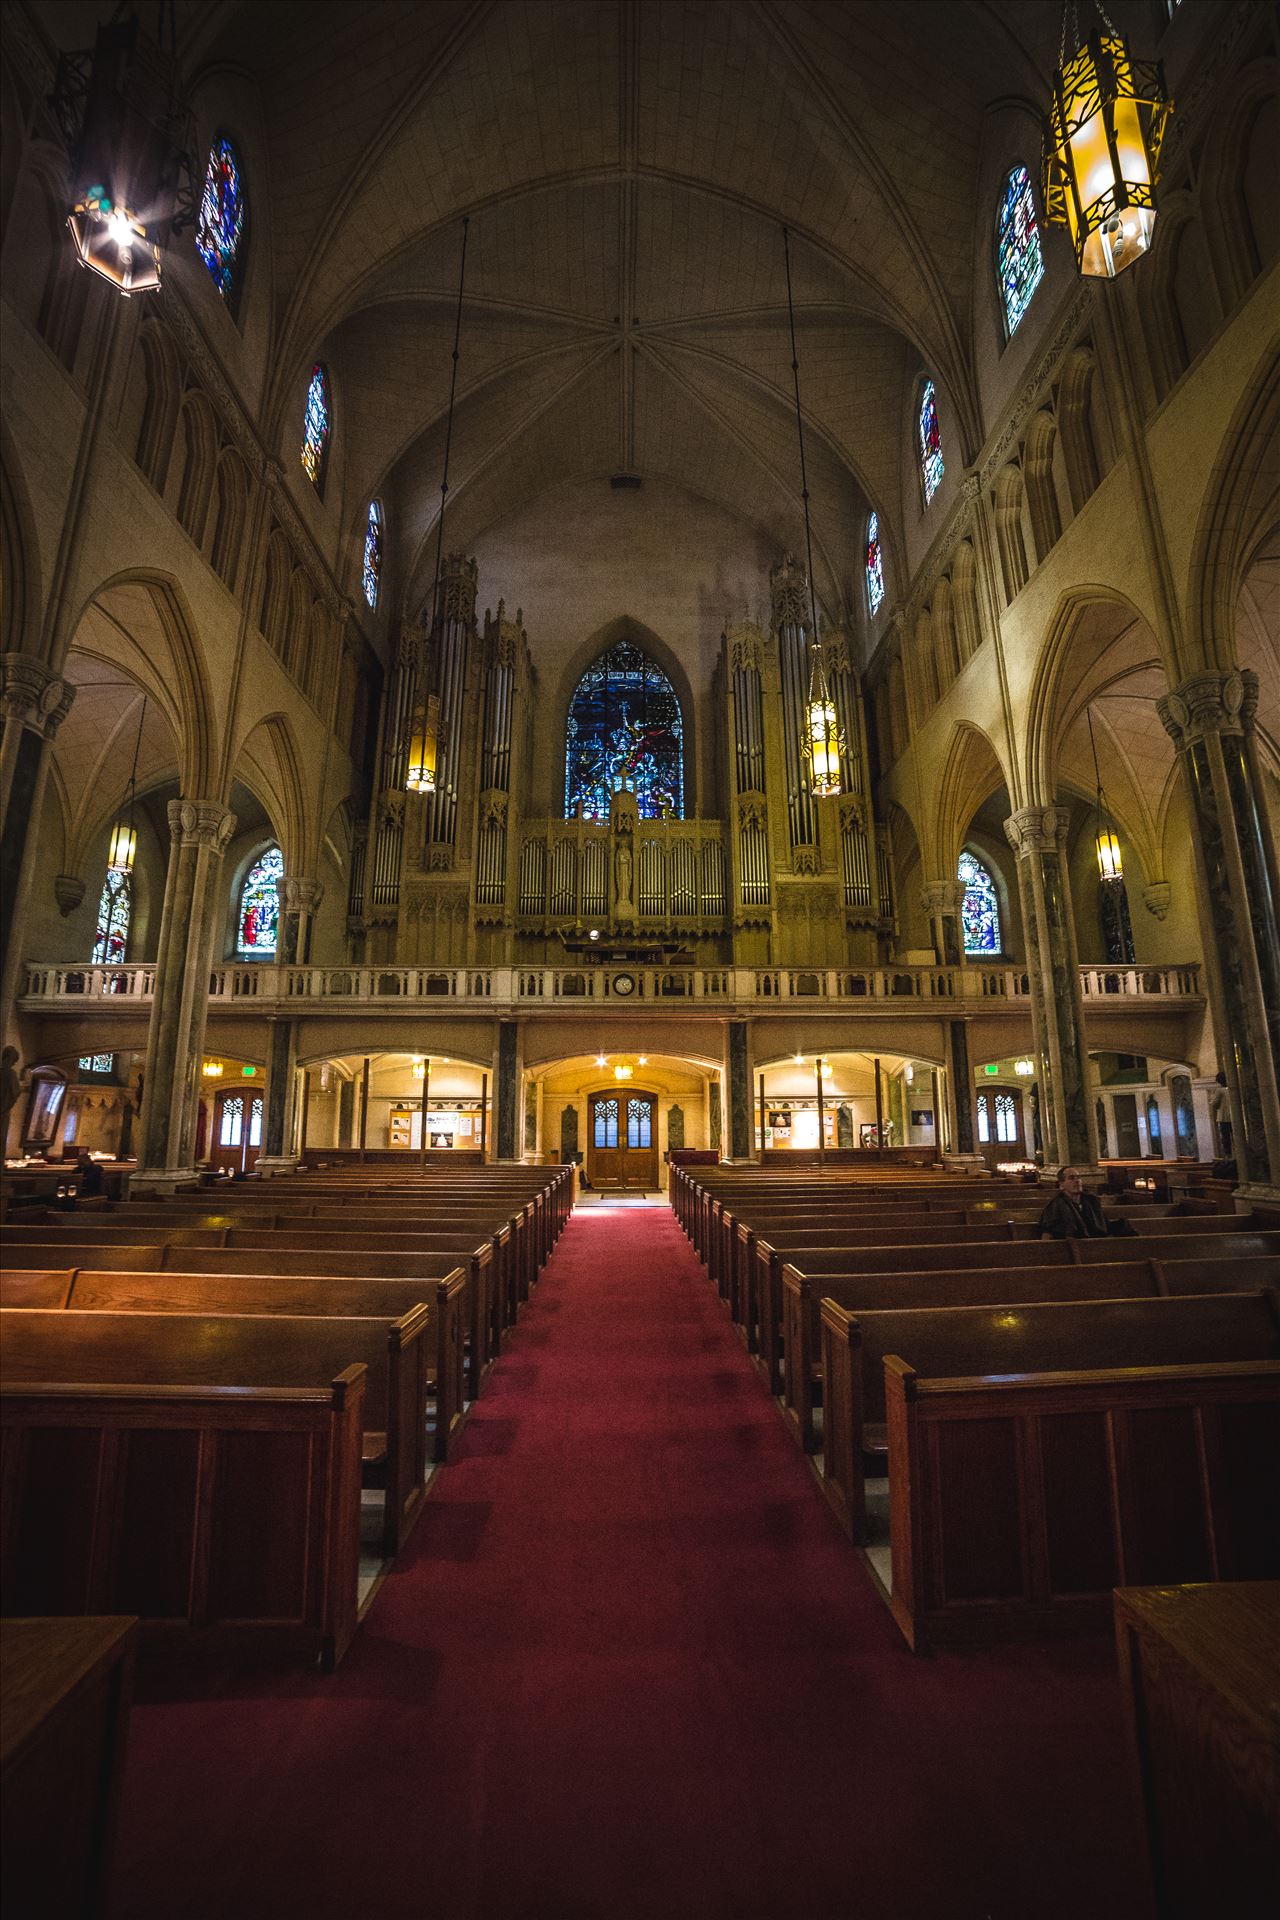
<box><xmin>564</xmin><ymin>641</ymin><xmax>684</xmax><ymax>821</ymax></box>
<box><xmin>996</xmin><ymin>166</ymin><xmax>1044</xmax><ymax>338</ymax></box>
<box><xmin>958</xmin><ymin>849</ymin><xmax>1001</xmax><ymax>954</ymax></box>
<box><xmin>301</xmin><ymin>365</ymin><xmax>330</xmax><ymax>492</ymax></box>
<box><xmin>626</xmin><ymin>1098</ymin><xmax>652</xmax><ymax>1148</ymax></box>
<box><xmin>919</xmin><ymin>381</ymin><xmax>945</xmax><ymax>505</ymax></box>
<box><xmin>238</xmin><ymin>845</ymin><xmax>283</xmax><ymax>957</ymax></box>
<box><xmin>195</xmin><ymin>134</ymin><xmax>247</xmax><ymax>309</ymax></box>
<box><xmin>593</xmin><ymin>1098</ymin><xmax>619</xmax><ymax>1148</ymax></box>
<box><xmin>92</xmin><ymin>870</ymin><xmax>131</xmax><ymax>965</ymax></box>
<box><xmin>866</xmin><ymin>511</ymin><xmax>885</xmax><ymax>615</ymax></box>
<box><xmin>363</xmin><ymin>500</ymin><xmax>382</xmax><ymax>608</ymax></box>
<box><xmin>79</xmin><ymin>1054</ymin><xmax>115</xmax><ymax>1074</ymax></box>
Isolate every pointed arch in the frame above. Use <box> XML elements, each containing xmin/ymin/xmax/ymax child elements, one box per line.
<box><xmin>934</xmin><ymin>722</ymin><xmax>1009</xmax><ymax>872</ymax></box>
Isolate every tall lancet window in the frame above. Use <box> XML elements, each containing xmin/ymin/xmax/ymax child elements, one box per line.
<box><xmin>958</xmin><ymin>849</ymin><xmax>1002</xmax><ymax>954</ymax></box>
<box><xmin>363</xmin><ymin>499</ymin><xmax>383</xmax><ymax>608</ymax></box>
<box><xmin>564</xmin><ymin>642</ymin><xmax>684</xmax><ymax>821</ymax></box>
<box><xmin>918</xmin><ymin>379</ymin><xmax>945</xmax><ymax>505</ymax></box>
<box><xmin>996</xmin><ymin>166</ymin><xmax>1045</xmax><ymax>337</ymax></box>
<box><xmin>195</xmin><ymin>133</ymin><xmax>248</xmax><ymax>313</ymax></box>
<box><xmin>92</xmin><ymin>870</ymin><xmax>131</xmax><ymax>965</ymax></box>
<box><xmin>865</xmin><ymin>511</ymin><xmax>885</xmax><ymax>615</ymax></box>
<box><xmin>301</xmin><ymin>365</ymin><xmax>331</xmax><ymax>493</ymax></box>
<box><xmin>238</xmin><ymin>846</ymin><xmax>284</xmax><ymax>957</ymax></box>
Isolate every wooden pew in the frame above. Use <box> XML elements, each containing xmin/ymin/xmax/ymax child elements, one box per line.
<box><xmin>886</xmin><ymin>1357</ymin><xmax>1280</xmax><ymax>1651</ymax></box>
<box><xmin>0</xmin><ymin>1295</ymin><xmax>445</xmax><ymax>1559</ymax></box>
<box><xmin>818</xmin><ymin>1289</ymin><xmax>1280</xmax><ymax>1547</ymax></box>
<box><xmin>0</xmin><ymin>1314</ymin><xmax>365</xmax><ymax>1666</ymax></box>
<box><xmin>780</xmin><ymin>1255</ymin><xmax>1280</xmax><ymax>1451</ymax></box>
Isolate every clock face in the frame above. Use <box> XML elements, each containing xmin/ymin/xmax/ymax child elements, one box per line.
<box><xmin>612</xmin><ymin>972</ymin><xmax>635</xmax><ymax>996</ymax></box>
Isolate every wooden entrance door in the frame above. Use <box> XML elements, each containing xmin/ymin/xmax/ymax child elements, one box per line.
<box><xmin>975</xmin><ymin>1086</ymin><xmax>1024</xmax><ymax>1168</ymax></box>
<box><xmin>588</xmin><ymin>1091</ymin><xmax>658</xmax><ymax>1189</ymax></box>
<box><xmin>212</xmin><ymin>1091</ymin><xmax>263</xmax><ymax>1174</ymax></box>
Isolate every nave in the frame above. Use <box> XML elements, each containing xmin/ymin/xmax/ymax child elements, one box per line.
<box><xmin>106</xmin><ymin>1204</ymin><xmax>1147</xmax><ymax>1920</ymax></box>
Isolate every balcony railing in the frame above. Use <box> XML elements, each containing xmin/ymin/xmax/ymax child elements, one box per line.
<box><xmin>21</xmin><ymin>960</ymin><xmax>1203</xmax><ymax>1011</ymax></box>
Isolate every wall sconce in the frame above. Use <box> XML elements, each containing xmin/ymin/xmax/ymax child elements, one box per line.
<box><xmin>201</xmin><ymin>1060</ymin><xmax>223</xmax><ymax>1079</ymax></box>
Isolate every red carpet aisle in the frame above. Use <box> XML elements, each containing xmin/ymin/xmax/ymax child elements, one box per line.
<box><xmin>110</xmin><ymin>1208</ymin><xmax>1151</xmax><ymax>1920</ymax></box>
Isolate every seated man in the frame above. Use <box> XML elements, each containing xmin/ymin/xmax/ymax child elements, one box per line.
<box><xmin>1037</xmin><ymin>1164</ymin><xmax>1133</xmax><ymax>1239</ymax></box>
<box><xmin>73</xmin><ymin>1148</ymin><xmax>105</xmax><ymax>1198</ymax></box>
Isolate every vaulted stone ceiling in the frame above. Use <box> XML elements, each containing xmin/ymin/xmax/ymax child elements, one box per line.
<box><xmin>46</xmin><ymin>0</ymin><xmax>1073</xmax><ymax>619</ymax></box>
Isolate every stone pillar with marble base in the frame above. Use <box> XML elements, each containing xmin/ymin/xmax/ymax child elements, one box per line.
<box><xmin>0</xmin><ymin>654</ymin><xmax>76</xmax><ymax>1039</ymax></box>
<box><xmin>1159</xmin><ymin>669</ymin><xmax>1280</xmax><ymax>1193</ymax></box>
<box><xmin>1004</xmin><ymin>805</ymin><xmax>1096</xmax><ymax>1169</ymax></box>
<box><xmin>494</xmin><ymin>1019</ymin><xmax>521</xmax><ymax>1161</ymax></box>
<box><xmin>133</xmin><ymin>798</ymin><xmax>237</xmax><ymax>1190</ymax></box>
<box><xmin>722</xmin><ymin>1019</ymin><xmax>753</xmax><ymax>1162</ymax></box>
<box><xmin>256</xmin><ymin>1016</ymin><xmax>301</xmax><ymax>1174</ymax></box>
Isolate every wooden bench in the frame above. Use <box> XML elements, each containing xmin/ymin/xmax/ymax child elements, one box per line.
<box><xmin>0</xmin><ymin>1313</ymin><xmax>366</xmax><ymax>1666</ymax></box>
<box><xmin>0</xmin><ymin>1292</ymin><xmax>448</xmax><ymax>1558</ymax></box>
<box><xmin>885</xmin><ymin>1358</ymin><xmax>1280</xmax><ymax>1650</ymax></box>
<box><xmin>780</xmin><ymin>1255</ymin><xmax>1280</xmax><ymax>1450</ymax></box>
<box><xmin>818</xmin><ymin>1289</ymin><xmax>1280</xmax><ymax>1547</ymax></box>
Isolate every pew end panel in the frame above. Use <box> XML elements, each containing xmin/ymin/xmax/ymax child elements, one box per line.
<box><xmin>818</xmin><ymin>1301</ymin><xmax>866</xmax><ymax>1544</ymax></box>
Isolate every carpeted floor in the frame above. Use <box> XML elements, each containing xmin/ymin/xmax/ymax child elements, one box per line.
<box><xmin>109</xmin><ymin>1207</ymin><xmax>1152</xmax><ymax>1920</ymax></box>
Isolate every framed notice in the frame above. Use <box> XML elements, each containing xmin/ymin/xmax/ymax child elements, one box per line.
<box><xmin>23</xmin><ymin>1074</ymin><xmax>66</xmax><ymax>1149</ymax></box>
<box><xmin>910</xmin><ymin>1109</ymin><xmax>934</xmax><ymax>1127</ymax></box>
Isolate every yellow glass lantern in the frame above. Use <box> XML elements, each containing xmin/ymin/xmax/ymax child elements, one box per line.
<box><xmin>1095</xmin><ymin>824</ymin><xmax>1124</xmax><ymax>880</ymax></box>
<box><xmin>106</xmin><ymin>818</ymin><xmax>137</xmax><ymax>874</ymax></box>
<box><xmin>201</xmin><ymin>1059</ymin><xmax>223</xmax><ymax>1079</ymax></box>
<box><xmin>67</xmin><ymin>189</ymin><xmax>161</xmax><ymax>296</ymax></box>
<box><xmin>405</xmin><ymin>693</ymin><xmax>440</xmax><ymax>794</ymax></box>
<box><xmin>412</xmin><ymin>1057</ymin><xmax>427</xmax><ymax>1079</ymax></box>
<box><xmin>613</xmin><ymin>1063</ymin><xmax>633</xmax><ymax>1081</ymax></box>
<box><xmin>804</xmin><ymin>647</ymin><xmax>843</xmax><ymax>798</ymax></box>
<box><xmin>1042</xmin><ymin>28</ymin><xmax>1172</xmax><ymax>278</ymax></box>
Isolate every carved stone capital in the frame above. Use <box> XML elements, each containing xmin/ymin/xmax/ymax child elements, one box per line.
<box><xmin>1142</xmin><ymin>881</ymin><xmax>1171</xmax><ymax>921</ymax></box>
<box><xmin>1004</xmin><ymin>804</ymin><xmax>1069</xmax><ymax>859</ymax></box>
<box><xmin>769</xmin><ymin>553</ymin><xmax>809</xmax><ymax>630</ymax></box>
<box><xmin>921</xmin><ymin>879</ymin><xmax>966</xmax><ymax>917</ymax></box>
<box><xmin>838</xmin><ymin>797</ymin><xmax>864</xmax><ymax>832</ymax></box>
<box><xmin>1158</xmin><ymin>669</ymin><xmax>1257</xmax><ymax>749</ymax></box>
<box><xmin>167</xmin><ymin>798</ymin><xmax>237</xmax><ymax>854</ymax></box>
<box><xmin>725</xmin><ymin>618</ymin><xmax>765</xmax><ymax>673</ymax></box>
<box><xmin>791</xmin><ymin>844</ymin><xmax>820</xmax><ymax>876</ymax></box>
<box><xmin>737</xmin><ymin>794</ymin><xmax>767</xmax><ymax>831</ymax></box>
<box><xmin>54</xmin><ymin>873</ymin><xmax>86</xmax><ymax>916</ymax></box>
<box><xmin>279</xmin><ymin>876</ymin><xmax>324</xmax><ymax>916</ymax></box>
<box><xmin>1</xmin><ymin>654</ymin><xmax>76</xmax><ymax>737</ymax></box>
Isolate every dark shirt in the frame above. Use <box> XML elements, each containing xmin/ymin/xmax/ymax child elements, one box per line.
<box><xmin>75</xmin><ymin>1159</ymin><xmax>105</xmax><ymax>1198</ymax></box>
<box><xmin>1037</xmin><ymin>1189</ymin><xmax>1110</xmax><ymax>1239</ymax></box>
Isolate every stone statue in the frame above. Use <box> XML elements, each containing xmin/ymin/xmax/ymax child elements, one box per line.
<box><xmin>615</xmin><ymin>842</ymin><xmax>633</xmax><ymax>910</ymax></box>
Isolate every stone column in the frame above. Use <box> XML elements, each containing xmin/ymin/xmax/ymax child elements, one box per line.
<box><xmin>723</xmin><ymin>1019</ymin><xmax>753</xmax><ymax>1162</ymax></box>
<box><xmin>0</xmin><ymin>654</ymin><xmax>76</xmax><ymax>1038</ymax></box>
<box><xmin>922</xmin><ymin>879</ymin><xmax>980</xmax><ymax>1161</ymax></box>
<box><xmin>257</xmin><ymin>1016</ymin><xmax>300</xmax><ymax>1173</ymax></box>
<box><xmin>1158</xmin><ymin>669</ymin><xmax>1280</xmax><ymax>1190</ymax></box>
<box><xmin>277</xmin><ymin>876</ymin><xmax>324</xmax><ymax>965</ymax></box>
<box><xmin>1004</xmin><ymin>806</ymin><xmax>1095</xmax><ymax>1168</ymax></box>
<box><xmin>495</xmin><ymin>1019</ymin><xmax>520</xmax><ymax>1161</ymax></box>
<box><xmin>134</xmin><ymin>798</ymin><xmax>237</xmax><ymax>1187</ymax></box>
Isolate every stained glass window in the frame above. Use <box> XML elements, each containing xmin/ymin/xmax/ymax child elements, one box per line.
<box><xmin>865</xmin><ymin>511</ymin><xmax>885</xmax><ymax>616</ymax></box>
<box><xmin>995</xmin><ymin>1091</ymin><xmax>1019</xmax><ymax>1142</ymax></box>
<box><xmin>301</xmin><ymin>365</ymin><xmax>330</xmax><ymax>492</ymax></box>
<box><xmin>593</xmin><ymin>1098</ymin><xmax>619</xmax><ymax>1148</ymax></box>
<box><xmin>996</xmin><ymin>166</ymin><xmax>1044</xmax><ymax>338</ymax></box>
<box><xmin>564</xmin><ymin>641</ymin><xmax>684</xmax><ymax>821</ymax></box>
<box><xmin>919</xmin><ymin>380</ymin><xmax>945</xmax><ymax>505</ymax></box>
<box><xmin>363</xmin><ymin>499</ymin><xmax>382</xmax><ymax>608</ymax></box>
<box><xmin>219</xmin><ymin>1095</ymin><xmax>244</xmax><ymax>1147</ymax></box>
<box><xmin>976</xmin><ymin>1093</ymin><xmax>990</xmax><ymax>1143</ymax></box>
<box><xmin>626</xmin><ymin>1098</ymin><xmax>652</xmax><ymax>1148</ymax></box>
<box><xmin>78</xmin><ymin>1054</ymin><xmax>115</xmax><ymax>1074</ymax></box>
<box><xmin>958</xmin><ymin>849</ymin><xmax>1002</xmax><ymax>954</ymax></box>
<box><xmin>93</xmin><ymin>870</ymin><xmax>131</xmax><ymax>965</ymax></box>
<box><xmin>195</xmin><ymin>134</ymin><xmax>247</xmax><ymax>310</ymax></box>
<box><xmin>237</xmin><ymin>845</ymin><xmax>283</xmax><ymax>957</ymax></box>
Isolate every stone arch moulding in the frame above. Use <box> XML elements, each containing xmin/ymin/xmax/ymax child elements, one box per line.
<box><xmin>230</xmin><ymin>711</ymin><xmax>311</xmax><ymax>873</ymax></box>
<box><xmin>1</xmin><ymin>413</ymin><xmax>41</xmax><ymax>649</ymax></box>
<box><xmin>1023</xmin><ymin>584</ymin><xmax>1165</xmax><ymax>807</ymax></box>
<box><xmin>1185</xmin><ymin>343</ymin><xmax>1280</xmax><ymax>675</ymax></box>
<box><xmin>553</xmin><ymin>615</ymin><xmax>697</xmax><ymax>819</ymax></box>
<box><xmin>934</xmin><ymin>721</ymin><xmax>1011</xmax><ymax>874</ymax></box>
<box><xmin>65</xmin><ymin>572</ymin><xmax>218</xmax><ymax>799</ymax></box>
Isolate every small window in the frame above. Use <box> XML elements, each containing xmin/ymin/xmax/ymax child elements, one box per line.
<box><xmin>195</xmin><ymin>133</ymin><xmax>248</xmax><ymax>314</ymax></box>
<box><xmin>865</xmin><ymin>511</ymin><xmax>885</xmax><ymax>615</ymax></box>
<box><xmin>995</xmin><ymin>166</ymin><xmax>1044</xmax><ymax>338</ymax></box>
<box><xmin>301</xmin><ymin>364</ymin><xmax>331</xmax><ymax>493</ymax></box>
<box><xmin>995</xmin><ymin>1091</ymin><xmax>1018</xmax><ymax>1142</ymax></box>
<box><xmin>918</xmin><ymin>380</ymin><xmax>945</xmax><ymax>506</ymax></box>
<box><xmin>219</xmin><ymin>1095</ymin><xmax>244</xmax><ymax>1147</ymax></box>
<box><xmin>78</xmin><ymin>1053</ymin><xmax>115</xmax><ymax>1074</ymax></box>
<box><xmin>248</xmin><ymin>1096</ymin><xmax>263</xmax><ymax>1148</ymax></box>
<box><xmin>958</xmin><ymin>850</ymin><xmax>1002</xmax><ymax>955</ymax></box>
<box><xmin>626</xmin><ymin>1098</ymin><xmax>652</xmax><ymax>1149</ymax></box>
<box><xmin>363</xmin><ymin>499</ymin><xmax>383</xmax><ymax>608</ymax></box>
<box><xmin>976</xmin><ymin>1093</ymin><xmax>991</xmax><ymax>1143</ymax></box>
<box><xmin>593</xmin><ymin>1098</ymin><xmax>619</xmax><ymax>1149</ymax></box>
<box><xmin>238</xmin><ymin>846</ymin><xmax>284</xmax><ymax>957</ymax></box>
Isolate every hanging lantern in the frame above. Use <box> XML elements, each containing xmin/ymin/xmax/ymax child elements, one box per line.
<box><xmin>1095</xmin><ymin>823</ymin><xmax>1124</xmax><ymax>881</ymax></box>
<box><xmin>805</xmin><ymin>647</ymin><xmax>843</xmax><ymax>799</ymax></box>
<box><xmin>67</xmin><ymin>187</ymin><xmax>162</xmax><ymax>296</ymax></box>
<box><xmin>614</xmin><ymin>1063</ymin><xmax>633</xmax><ymax>1081</ymax></box>
<box><xmin>106</xmin><ymin>818</ymin><xmax>137</xmax><ymax>874</ymax></box>
<box><xmin>201</xmin><ymin>1059</ymin><xmax>223</xmax><ymax>1079</ymax></box>
<box><xmin>412</xmin><ymin>1057</ymin><xmax>427</xmax><ymax>1079</ymax></box>
<box><xmin>405</xmin><ymin>692</ymin><xmax>440</xmax><ymax>794</ymax></box>
<box><xmin>1042</xmin><ymin>19</ymin><xmax>1172</xmax><ymax>279</ymax></box>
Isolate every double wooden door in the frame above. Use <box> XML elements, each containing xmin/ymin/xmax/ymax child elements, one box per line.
<box><xmin>588</xmin><ymin>1091</ymin><xmax>658</xmax><ymax>1190</ymax></box>
<box><xmin>212</xmin><ymin>1091</ymin><xmax>263</xmax><ymax>1174</ymax></box>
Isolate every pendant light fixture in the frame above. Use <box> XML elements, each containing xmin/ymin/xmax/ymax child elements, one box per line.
<box><xmin>107</xmin><ymin>692</ymin><xmax>146</xmax><ymax>873</ymax></box>
<box><xmin>1086</xmin><ymin>704</ymin><xmax>1123</xmax><ymax>882</ymax></box>
<box><xmin>782</xmin><ymin>225</ymin><xmax>843</xmax><ymax>799</ymax></box>
<box><xmin>405</xmin><ymin>216</ymin><xmax>470</xmax><ymax>794</ymax></box>
<box><xmin>1042</xmin><ymin>2</ymin><xmax>1173</xmax><ymax>279</ymax></box>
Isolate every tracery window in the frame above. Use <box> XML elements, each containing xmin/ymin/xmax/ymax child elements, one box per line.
<box><xmin>996</xmin><ymin>166</ymin><xmax>1044</xmax><ymax>338</ymax></box>
<box><xmin>918</xmin><ymin>380</ymin><xmax>945</xmax><ymax>505</ymax></box>
<box><xmin>626</xmin><ymin>1098</ymin><xmax>652</xmax><ymax>1148</ymax></box>
<box><xmin>865</xmin><ymin>511</ymin><xmax>885</xmax><ymax>616</ymax></box>
<box><xmin>564</xmin><ymin>641</ymin><xmax>684</xmax><ymax>821</ymax></box>
<box><xmin>593</xmin><ymin>1098</ymin><xmax>619</xmax><ymax>1149</ymax></box>
<box><xmin>237</xmin><ymin>845</ymin><xmax>283</xmax><ymax>957</ymax></box>
<box><xmin>958</xmin><ymin>849</ymin><xmax>1001</xmax><ymax>954</ymax></box>
<box><xmin>219</xmin><ymin>1095</ymin><xmax>244</xmax><ymax>1147</ymax></box>
<box><xmin>92</xmin><ymin>870</ymin><xmax>131</xmax><ymax>965</ymax></box>
<box><xmin>301</xmin><ymin>365</ymin><xmax>331</xmax><ymax>492</ymax></box>
<box><xmin>976</xmin><ymin>1094</ymin><xmax>990</xmax><ymax>1143</ymax></box>
<box><xmin>995</xmin><ymin>1091</ymin><xmax>1018</xmax><ymax>1142</ymax></box>
<box><xmin>195</xmin><ymin>133</ymin><xmax>247</xmax><ymax>311</ymax></box>
<box><xmin>363</xmin><ymin>499</ymin><xmax>383</xmax><ymax>608</ymax></box>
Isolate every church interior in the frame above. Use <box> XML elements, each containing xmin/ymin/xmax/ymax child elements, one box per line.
<box><xmin>1</xmin><ymin>1</ymin><xmax>1278</xmax><ymax>1915</ymax></box>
